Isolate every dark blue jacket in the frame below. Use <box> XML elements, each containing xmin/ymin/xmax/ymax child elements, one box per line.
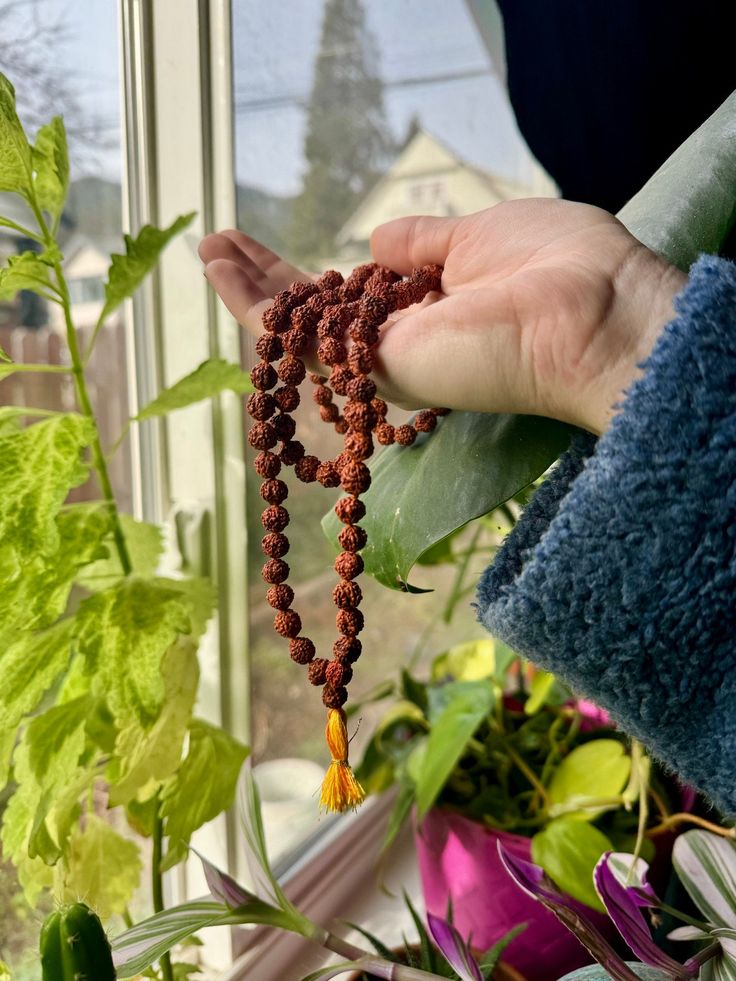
<box><xmin>476</xmin><ymin>256</ymin><xmax>736</xmax><ymax>813</ymax></box>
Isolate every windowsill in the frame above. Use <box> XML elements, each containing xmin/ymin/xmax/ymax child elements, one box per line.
<box><xmin>222</xmin><ymin>791</ymin><xmax>423</xmax><ymax>981</ymax></box>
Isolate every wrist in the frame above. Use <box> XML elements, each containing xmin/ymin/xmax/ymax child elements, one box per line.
<box><xmin>586</xmin><ymin>247</ymin><xmax>687</xmax><ymax>435</ymax></box>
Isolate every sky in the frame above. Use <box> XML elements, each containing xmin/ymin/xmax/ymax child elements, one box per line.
<box><xmin>0</xmin><ymin>0</ymin><xmax>540</xmax><ymax>197</ymax></box>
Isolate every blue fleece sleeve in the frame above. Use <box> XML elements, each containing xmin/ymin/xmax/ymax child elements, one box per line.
<box><xmin>475</xmin><ymin>255</ymin><xmax>736</xmax><ymax>813</ymax></box>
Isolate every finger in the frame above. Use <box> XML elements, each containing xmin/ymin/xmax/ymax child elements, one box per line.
<box><xmin>199</xmin><ymin>233</ymin><xmax>276</xmax><ymax>290</ymax></box>
<box><xmin>203</xmin><ymin>258</ymin><xmax>272</xmax><ymax>334</ymax></box>
<box><xmin>370</xmin><ymin>215</ymin><xmax>461</xmax><ymax>275</ymax></box>
<box><xmin>219</xmin><ymin>229</ymin><xmax>314</xmax><ymax>293</ymax></box>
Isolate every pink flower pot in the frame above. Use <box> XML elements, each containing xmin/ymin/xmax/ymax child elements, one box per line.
<box><xmin>415</xmin><ymin>808</ymin><xmax>612</xmax><ymax>981</ymax></box>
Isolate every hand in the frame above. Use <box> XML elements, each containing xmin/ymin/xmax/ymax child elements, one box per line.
<box><xmin>200</xmin><ymin>199</ymin><xmax>686</xmax><ymax>434</ymax></box>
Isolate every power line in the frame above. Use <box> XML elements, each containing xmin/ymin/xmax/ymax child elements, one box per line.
<box><xmin>234</xmin><ymin>65</ymin><xmax>491</xmax><ymax>116</ymax></box>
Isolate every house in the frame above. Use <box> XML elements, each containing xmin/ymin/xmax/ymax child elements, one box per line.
<box><xmin>48</xmin><ymin>233</ymin><xmax>121</xmax><ymax>333</ymax></box>
<box><xmin>333</xmin><ymin>128</ymin><xmax>557</xmax><ymax>267</ymax></box>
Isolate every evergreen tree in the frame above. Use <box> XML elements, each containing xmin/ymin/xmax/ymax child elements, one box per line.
<box><xmin>289</xmin><ymin>0</ymin><xmax>394</xmax><ymax>262</ymax></box>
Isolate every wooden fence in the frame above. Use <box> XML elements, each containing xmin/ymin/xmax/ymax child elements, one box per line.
<box><xmin>0</xmin><ymin>320</ymin><xmax>134</xmax><ymax>514</ymax></box>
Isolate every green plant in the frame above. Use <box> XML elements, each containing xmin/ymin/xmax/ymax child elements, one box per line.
<box><xmin>40</xmin><ymin>902</ymin><xmax>115</xmax><ymax>981</ymax></box>
<box><xmin>0</xmin><ymin>73</ymin><xmax>250</xmax><ymax>978</ymax></box>
<box><xmin>355</xmin><ymin>631</ymin><xmax>681</xmax><ymax>913</ymax></box>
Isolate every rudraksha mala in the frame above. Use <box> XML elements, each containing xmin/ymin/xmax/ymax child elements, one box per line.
<box><xmin>247</xmin><ymin>261</ymin><xmax>446</xmax><ymax>812</ymax></box>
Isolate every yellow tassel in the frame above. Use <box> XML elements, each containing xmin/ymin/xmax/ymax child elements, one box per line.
<box><xmin>319</xmin><ymin>708</ymin><xmax>366</xmax><ymax>813</ymax></box>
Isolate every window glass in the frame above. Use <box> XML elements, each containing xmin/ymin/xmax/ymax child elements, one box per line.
<box><xmin>0</xmin><ymin>2</ymin><xmax>128</xmax><ymax>972</ymax></box>
<box><xmin>233</xmin><ymin>0</ymin><xmax>555</xmax><ymax>857</ymax></box>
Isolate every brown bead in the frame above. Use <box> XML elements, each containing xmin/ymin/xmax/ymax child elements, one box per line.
<box><xmin>339</xmin><ymin>279</ymin><xmax>363</xmax><ymax>302</ymax></box>
<box><xmin>289</xmin><ymin>281</ymin><xmax>319</xmax><ymax>304</ymax></box>
<box><xmin>346</xmin><ymin>376</ymin><xmax>377</xmax><ymax>403</ymax></box>
<box><xmin>274</xmin><ymin>385</ymin><xmax>300</xmax><ymax>412</ymax></box>
<box><xmin>318</xmin><ymin>306</ymin><xmax>350</xmax><ymax>338</ymax></box>
<box><xmin>344</xmin><ymin>432</ymin><xmax>373</xmax><ymax>461</ymax></box>
<box><xmin>262</xmin><ymin>533</ymin><xmax>290</xmax><ymax>559</ymax></box>
<box><xmin>334</xmin><ymin>551</ymin><xmax>364</xmax><ymax>580</ymax></box>
<box><xmin>262</xmin><ymin>305</ymin><xmax>290</xmax><ymax>334</ymax></box>
<box><xmin>318</xmin><ymin>270</ymin><xmax>344</xmax><ymax>290</ymax></box>
<box><xmin>282</xmin><ymin>329</ymin><xmax>309</xmax><ymax>356</ymax></box>
<box><xmin>307</xmin><ymin>657</ymin><xmax>329</xmax><ymax>686</ymax></box>
<box><xmin>359</xmin><ymin>293</ymin><xmax>388</xmax><ymax>325</ymax></box>
<box><xmin>291</xmin><ymin>305</ymin><xmax>319</xmax><ymax>332</ymax></box>
<box><xmin>316</xmin><ymin>461</ymin><xmax>341</xmax><ymax>488</ymax></box>
<box><xmin>295</xmin><ymin>454</ymin><xmax>320</xmax><ymax>483</ymax></box>
<box><xmin>317</xmin><ymin>338</ymin><xmax>347</xmax><ymax>367</ymax></box>
<box><xmin>306</xmin><ymin>293</ymin><xmax>330</xmax><ymax>316</ymax></box>
<box><xmin>262</xmin><ymin>504</ymin><xmax>289</xmax><ymax>532</ymax></box>
<box><xmin>333</xmin><ymin>636</ymin><xmax>362</xmax><ymax>663</ymax></box>
<box><xmin>290</xmin><ymin>637</ymin><xmax>315</xmax><ymax>664</ymax></box>
<box><xmin>372</xmin><ymin>397</ymin><xmax>388</xmax><ymax>418</ymax></box>
<box><xmin>247</xmin><ymin>392</ymin><xmax>276</xmax><ymax>422</ymax></box>
<box><xmin>334</xmin><ymin>496</ymin><xmax>366</xmax><ymax>525</ymax></box>
<box><xmin>312</xmin><ymin>385</ymin><xmax>333</xmax><ymax>406</ymax></box>
<box><xmin>319</xmin><ymin>403</ymin><xmax>340</xmax><ymax>424</ymax></box>
<box><xmin>262</xmin><ymin>558</ymin><xmax>289</xmax><ymax>584</ymax></box>
<box><xmin>395</xmin><ymin>424</ymin><xmax>417</xmax><ymax>446</ymax></box>
<box><xmin>250</xmin><ymin>363</ymin><xmax>277</xmax><ymax>391</ymax></box>
<box><xmin>329</xmin><ymin>365</ymin><xmax>353</xmax><ymax>396</ymax></box>
<box><xmin>310</xmin><ymin>372</ymin><xmax>328</xmax><ymax>384</ymax></box>
<box><xmin>343</xmin><ymin>402</ymin><xmax>376</xmax><ymax>434</ymax></box>
<box><xmin>277</xmin><ymin>355</ymin><xmax>306</xmax><ymax>386</ymax></box>
<box><xmin>341</xmin><ymin>460</ymin><xmax>371</xmax><ymax>495</ymax></box>
<box><xmin>433</xmin><ymin>407</ymin><xmax>450</xmax><ymax>416</ymax></box>
<box><xmin>338</xmin><ymin>525</ymin><xmax>368</xmax><ymax>552</ymax></box>
<box><xmin>333</xmin><ymin>580</ymin><xmax>362</xmax><ymax>609</ymax></box>
<box><xmin>348</xmin><ymin>319</ymin><xmax>379</xmax><ymax>346</ymax></box>
<box><xmin>337</xmin><ymin>608</ymin><xmax>364</xmax><ymax>637</ymax></box>
<box><xmin>322</xmin><ymin>683</ymin><xmax>348</xmax><ymax>708</ymax></box>
<box><xmin>326</xmin><ymin>661</ymin><xmax>353</xmax><ymax>687</ymax></box>
<box><xmin>375</xmin><ymin>422</ymin><xmax>395</xmax><ymax>445</ymax></box>
<box><xmin>280</xmin><ymin>440</ymin><xmax>305</xmax><ymax>466</ymax></box>
<box><xmin>334</xmin><ymin>418</ymin><xmax>348</xmax><ymax>435</ymax></box>
<box><xmin>260</xmin><ymin>478</ymin><xmax>288</xmax><ymax>505</ymax></box>
<box><xmin>271</xmin><ymin>413</ymin><xmax>296</xmax><ymax>443</ymax></box>
<box><xmin>347</xmin><ymin>344</ymin><xmax>374</xmax><ymax>375</ymax></box>
<box><xmin>248</xmin><ymin>421</ymin><xmax>278</xmax><ymax>451</ymax></box>
<box><xmin>255</xmin><ymin>334</ymin><xmax>283</xmax><ymax>363</ymax></box>
<box><xmin>414</xmin><ymin>409</ymin><xmax>437</xmax><ymax>433</ymax></box>
<box><xmin>274</xmin><ymin>609</ymin><xmax>301</xmax><ymax>639</ymax></box>
<box><xmin>266</xmin><ymin>582</ymin><xmax>294</xmax><ymax>609</ymax></box>
<box><xmin>415</xmin><ymin>263</ymin><xmax>443</xmax><ymax>293</ymax></box>
<box><xmin>254</xmin><ymin>451</ymin><xmax>281</xmax><ymax>478</ymax></box>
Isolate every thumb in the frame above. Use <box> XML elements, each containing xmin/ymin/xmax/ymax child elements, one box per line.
<box><xmin>370</xmin><ymin>214</ymin><xmax>461</xmax><ymax>275</ymax></box>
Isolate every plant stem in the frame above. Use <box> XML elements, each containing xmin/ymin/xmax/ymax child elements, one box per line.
<box><xmin>646</xmin><ymin>812</ymin><xmax>736</xmax><ymax>839</ymax></box>
<box><xmin>324</xmin><ymin>934</ymin><xmax>450</xmax><ymax>980</ymax></box>
<box><xmin>442</xmin><ymin>522</ymin><xmax>483</xmax><ymax>623</ymax></box>
<box><xmin>152</xmin><ymin>800</ymin><xmax>174</xmax><ymax>981</ymax></box>
<box><xmin>31</xmin><ymin>197</ymin><xmax>133</xmax><ymax>576</ymax></box>
<box><xmin>504</xmin><ymin>743</ymin><xmax>550</xmax><ymax>807</ymax></box>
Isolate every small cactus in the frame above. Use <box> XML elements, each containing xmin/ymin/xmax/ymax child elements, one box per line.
<box><xmin>40</xmin><ymin>902</ymin><xmax>116</xmax><ymax>980</ymax></box>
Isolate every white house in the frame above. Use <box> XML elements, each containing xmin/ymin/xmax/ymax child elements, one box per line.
<box><xmin>333</xmin><ymin>128</ymin><xmax>557</xmax><ymax>267</ymax></box>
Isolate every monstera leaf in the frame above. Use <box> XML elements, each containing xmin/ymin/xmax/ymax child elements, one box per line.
<box><xmin>324</xmin><ymin>91</ymin><xmax>736</xmax><ymax>590</ymax></box>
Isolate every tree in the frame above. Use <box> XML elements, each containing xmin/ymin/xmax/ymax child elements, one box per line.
<box><xmin>289</xmin><ymin>0</ymin><xmax>394</xmax><ymax>262</ymax></box>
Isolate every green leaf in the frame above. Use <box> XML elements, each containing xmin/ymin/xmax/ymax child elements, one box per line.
<box><xmin>414</xmin><ymin>680</ymin><xmax>494</xmax><ymax>819</ymax></box>
<box><xmin>0</xmin><ymin>960</ymin><xmax>10</xmax><ymax>980</ymax></box>
<box><xmin>0</xmin><ymin>414</ymin><xmax>93</xmax><ymax>556</ymax></box>
<box><xmin>0</xmin><ymin>74</ymin><xmax>32</xmax><ymax>195</ymax></box>
<box><xmin>0</xmin><ymin>344</ymin><xmax>10</xmax><ymax>362</ymax></box>
<box><xmin>479</xmin><ymin>923</ymin><xmax>527</xmax><ymax>979</ymax></box>
<box><xmin>172</xmin><ymin>964</ymin><xmax>202</xmax><ymax>980</ymax></box>
<box><xmin>547</xmin><ymin>739</ymin><xmax>631</xmax><ymax>820</ymax></box>
<box><xmin>0</xmin><ymin>249</ymin><xmax>58</xmax><ymax>300</ymax></box>
<box><xmin>63</xmin><ymin>814</ymin><xmax>142</xmax><ymax>920</ymax></box>
<box><xmin>618</xmin><ymin>91</ymin><xmax>736</xmax><ymax>272</ymax></box>
<box><xmin>524</xmin><ymin>670</ymin><xmax>556</xmax><ymax>715</ymax></box>
<box><xmin>32</xmin><ymin>116</ymin><xmax>69</xmax><ymax>224</ymax></box>
<box><xmin>159</xmin><ymin>720</ymin><xmax>249</xmax><ymax>870</ymax></box>
<box><xmin>0</xmin><ymin>618</ymin><xmax>77</xmax><ymax>736</ymax></box>
<box><xmin>107</xmin><ymin>639</ymin><xmax>200</xmax><ymax>806</ymax></box>
<box><xmin>158</xmin><ymin>576</ymin><xmax>217</xmax><ymax>640</ymax></box>
<box><xmin>136</xmin><ymin>358</ymin><xmax>254</xmax><ymax>421</ymax></box>
<box><xmin>382</xmin><ymin>781</ymin><xmax>416</xmax><ymax>851</ymax></box>
<box><xmin>322</xmin><ymin>412</ymin><xmax>572</xmax><ymax>590</ymax></box>
<box><xmin>672</xmin><ymin>829</ymin><xmax>736</xmax><ymax>929</ymax></box>
<box><xmin>431</xmin><ymin>639</ymin><xmax>496</xmax><ymax>682</ymax></box>
<box><xmin>75</xmin><ymin>511</ymin><xmax>163</xmax><ymax>590</ymax></box>
<box><xmin>101</xmin><ymin>213</ymin><xmax>196</xmax><ymax>320</ymax></box>
<box><xmin>531</xmin><ymin>817</ymin><xmax>612</xmax><ymax>912</ymax></box>
<box><xmin>75</xmin><ymin>578</ymin><xmax>193</xmax><ymax>725</ymax></box>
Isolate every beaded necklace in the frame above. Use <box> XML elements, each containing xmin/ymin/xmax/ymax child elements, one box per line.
<box><xmin>247</xmin><ymin>261</ymin><xmax>445</xmax><ymax>813</ymax></box>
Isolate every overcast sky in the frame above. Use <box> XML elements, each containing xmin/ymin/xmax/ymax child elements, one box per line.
<box><xmin>0</xmin><ymin>0</ymin><xmax>539</xmax><ymax>195</ymax></box>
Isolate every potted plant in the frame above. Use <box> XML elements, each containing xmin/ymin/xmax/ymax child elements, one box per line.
<box><xmin>354</xmin><ymin>627</ymin><xmax>691</xmax><ymax>981</ymax></box>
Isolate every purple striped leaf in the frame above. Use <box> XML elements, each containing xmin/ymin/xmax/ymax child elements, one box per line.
<box><xmin>426</xmin><ymin>911</ymin><xmax>483</xmax><ymax>981</ymax></box>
